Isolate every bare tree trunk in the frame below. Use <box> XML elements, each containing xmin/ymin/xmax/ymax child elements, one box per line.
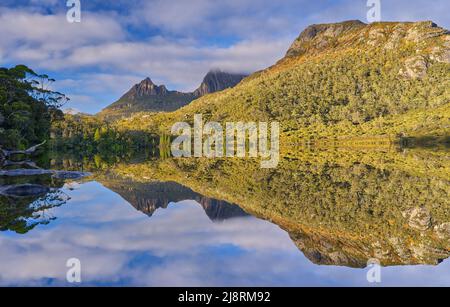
<box><xmin>1</xmin><ymin>140</ymin><xmax>47</xmax><ymax>158</ymax></box>
<box><xmin>1</xmin><ymin>160</ymin><xmax>41</xmax><ymax>169</ymax></box>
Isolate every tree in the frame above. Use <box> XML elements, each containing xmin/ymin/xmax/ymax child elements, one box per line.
<box><xmin>94</xmin><ymin>128</ymin><xmax>101</xmax><ymax>142</ymax></box>
<box><xmin>0</xmin><ymin>65</ymin><xmax>68</xmax><ymax>149</ymax></box>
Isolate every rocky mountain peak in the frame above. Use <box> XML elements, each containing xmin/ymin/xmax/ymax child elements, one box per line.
<box><xmin>285</xmin><ymin>20</ymin><xmax>449</xmax><ymax>60</ymax></box>
<box><xmin>142</xmin><ymin>77</ymin><xmax>154</xmax><ymax>84</ymax></box>
<box><xmin>125</xmin><ymin>77</ymin><xmax>168</xmax><ymax>99</ymax></box>
<box><xmin>194</xmin><ymin>70</ymin><xmax>247</xmax><ymax>97</ymax></box>
<box><xmin>100</xmin><ymin>70</ymin><xmax>247</xmax><ymax>118</ymax></box>
<box><xmin>286</xmin><ymin>20</ymin><xmax>367</xmax><ymax>57</ymax></box>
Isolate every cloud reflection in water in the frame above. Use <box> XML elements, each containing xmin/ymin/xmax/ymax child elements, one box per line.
<box><xmin>0</xmin><ymin>181</ymin><xmax>448</xmax><ymax>286</ymax></box>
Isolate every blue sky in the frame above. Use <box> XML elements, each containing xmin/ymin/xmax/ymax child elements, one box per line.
<box><xmin>0</xmin><ymin>0</ymin><xmax>448</xmax><ymax>114</ymax></box>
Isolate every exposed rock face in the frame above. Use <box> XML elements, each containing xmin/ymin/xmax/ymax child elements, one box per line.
<box><xmin>404</xmin><ymin>21</ymin><xmax>448</xmax><ymax>42</ymax></box>
<box><xmin>193</xmin><ymin>70</ymin><xmax>247</xmax><ymax>97</ymax></box>
<box><xmin>290</xmin><ymin>231</ymin><xmax>367</xmax><ymax>268</ymax></box>
<box><xmin>431</xmin><ymin>36</ymin><xmax>450</xmax><ymax>63</ymax></box>
<box><xmin>400</xmin><ymin>56</ymin><xmax>429</xmax><ymax>79</ymax></box>
<box><xmin>403</xmin><ymin>207</ymin><xmax>433</xmax><ymax>231</ymax></box>
<box><xmin>285</xmin><ymin>20</ymin><xmax>366</xmax><ymax>57</ymax></box>
<box><xmin>101</xmin><ymin>80</ymin><xmax>195</xmax><ymax>118</ymax></box>
<box><xmin>199</xmin><ymin>198</ymin><xmax>248</xmax><ymax>221</ymax></box>
<box><xmin>434</xmin><ymin>223</ymin><xmax>450</xmax><ymax>240</ymax></box>
<box><xmin>285</xmin><ymin>20</ymin><xmax>449</xmax><ymax>78</ymax></box>
<box><xmin>121</xmin><ymin>78</ymin><xmax>169</xmax><ymax>100</ymax></box>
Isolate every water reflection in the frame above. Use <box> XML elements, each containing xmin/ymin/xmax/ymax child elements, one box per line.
<box><xmin>0</xmin><ymin>180</ymin><xmax>448</xmax><ymax>286</ymax></box>
<box><xmin>0</xmin><ymin>146</ymin><xmax>449</xmax><ymax>286</ymax></box>
<box><xmin>100</xmin><ymin>177</ymin><xmax>248</xmax><ymax>221</ymax></box>
<box><xmin>0</xmin><ymin>175</ymin><xmax>70</xmax><ymax>234</ymax></box>
<box><xmin>0</xmin><ymin>181</ymin><xmax>301</xmax><ymax>286</ymax></box>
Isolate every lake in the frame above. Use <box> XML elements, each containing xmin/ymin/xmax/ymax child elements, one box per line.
<box><xmin>0</xmin><ymin>146</ymin><xmax>449</xmax><ymax>286</ymax></box>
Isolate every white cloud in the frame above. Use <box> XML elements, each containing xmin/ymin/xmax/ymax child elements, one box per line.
<box><xmin>1</xmin><ymin>1</ymin><xmax>449</xmax><ymax>113</ymax></box>
<box><xmin>28</xmin><ymin>36</ymin><xmax>291</xmax><ymax>113</ymax></box>
<box><xmin>0</xmin><ymin>8</ymin><xmax>125</xmax><ymax>51</ymax></box>
<box><xmin>53</xmin><ymin>38</ymin><xmax>291</xmax><ymax>88</ymax></box>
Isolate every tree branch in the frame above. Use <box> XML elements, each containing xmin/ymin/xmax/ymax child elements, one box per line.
<box><xmin>1</xmin><ymin>140</ymin><xmax>47</xmax><ymax>158</ymax></box>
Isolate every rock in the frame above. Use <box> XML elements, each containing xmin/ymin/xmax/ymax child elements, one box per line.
<box><xmin>367</xmin><ymin>28</ymin><xmax>386</xmax><ymax>46</ymax></box>
<box><xmin>100</xmin><ymin>70</ymin><xmax>247</xmax><ymax>119</ymax></box>
<box><xmin>399</xmin><ymin>56</ymin><xmax>429</xmax><ymax>79</ymax></box>
<box><xmin>285</xmin><ymin>20</ymin><xmax>366</xmax><ymax>57</ymax></box>
<box><xmin>384</xmin><ymin>25</ymin><xmax>408</xmax><ymax>50</ymax></box>
<box><xmin>405</xmin><ymin>21</ymin><xmax>448</xmax><ymax>43</ymax></box>
<box><xmin>193</xmin><ymin>70</ymin><xmax>247</xmax><ymax>97</ymax></box>
<box><xmin>51</xmin><ymin>171</ymin><xmax>92</xmax><ymax>180</ymax></box>
<box><xmin>0</xmin><ymin>184</ymin><xmax>50</xmax><ymax>197</ymax></box>
<box><xmin>0</xmin><ymin>169</ymin><xmax>91</xmax><ymax>180</ymax></box>
<box><xmin>430</xmin><ymin>37</ymin><xmax>450</xmax><ymax>63</ymax></box>
<box><xmin>388</xmin><ymin>237</ymin><xmax>411</xmax><ymax>260</ymax></box>
<box><xmin>411</xmin><ymin>243</ymin><xmax>449</xmax><ymax>264</ymax></box>
<box><xmin>403</xmin><ymin>207</ymin><xmax>433</xmax><ymax>231</ymax></box>
<box><xmin>434</xmin><ymin>223</ymin><xmax>450</xmax><ymax>240</ymax></box>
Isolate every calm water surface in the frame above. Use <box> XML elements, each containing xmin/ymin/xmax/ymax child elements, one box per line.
<box><xmin>0</xmin><ymin>151</ymin><xmax>449</xmax><ymax>286</ymax></box>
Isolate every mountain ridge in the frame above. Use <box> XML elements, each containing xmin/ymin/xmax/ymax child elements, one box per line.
<box><xmin>99</xmin><ymin>70</ymin><xmax>248</xmax><ymax>119</ymax></box>
<box><xmin>116</xmin><ymin>20</ymin><xmax>449</xmax><ymax>141</ymax></box>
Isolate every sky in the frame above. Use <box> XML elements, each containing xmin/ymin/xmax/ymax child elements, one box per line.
<box><xmin>0</xmin><ymin>0</ymin><xmax>448</xmax><ymax>114</ymax></box>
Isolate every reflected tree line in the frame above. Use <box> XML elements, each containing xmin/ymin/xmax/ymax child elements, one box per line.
<box><xmin>0</xmin><ymin>175</ymin><xmax>69</xmax><ymax>234</ymax></box>
<box><xmin>1</xmin><ymin>147</ymin><xmax>449</xmax><ymax>268</ymax></box>
<box><xmin>108</xmin><ymin>147</ymin><xmax>450</xmax><ymax>268</ymax></box>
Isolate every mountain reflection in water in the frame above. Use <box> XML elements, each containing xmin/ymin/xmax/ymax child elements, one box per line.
<box><xmin>0</xmin><ymin>146</ymin><xmax>449</xmax><ymax>286</ymax></box>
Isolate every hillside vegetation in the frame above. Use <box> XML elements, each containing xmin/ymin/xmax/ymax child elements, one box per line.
<box><xmin>115</xmin><ymin>21</ymin><xmax>450</xmax><ymax>142</ymax></box>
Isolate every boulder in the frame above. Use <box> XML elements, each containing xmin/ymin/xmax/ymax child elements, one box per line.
<box><xmin>399</xmin><ymin>56</ymin><xmax>429</xmax><ymax>79</ymax></box>
<box><xmin>0</xmin><ymin>184</ymin><xmax>50</xmax><ymax>197</ymax></box>
<box><xmin>0</xmin><ymin>169</ymin><xmax>91</xmax><ymax>180</ymax></box>
<box><xmin>403</xmin><ymin>207</ymin><xmax>433</xmax><ymax>231</ymax></box>
<box><xmin>434</xmin><ymin>223</ymin><xmax>450</xmax><ymax>240</ymax></box>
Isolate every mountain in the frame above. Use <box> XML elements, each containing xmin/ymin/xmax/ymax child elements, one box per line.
<box><xmin>120</xmin><ymin>20</ymin><xmax>449</xmax><ymax>142</ymax></box>
<box><xmin>99</xmin><ymin>78</ymin><xmax>196</xmax><ymax>119</ymax></box>
<box><xmin>99</xmin><ymin>71</ymin><xmax>247</xmax><ymax>119</ymax></box>
<box><xmin>63</xmin><ymin>108</ymin><xmax>92</xmax><ymax>117</ymax></box>
<box><xmin>193</xmin><ymin>70</ymin><xmax>248</xmax><ymax>96</ymax></box>
<box><xmin>97</xmin><ymin>176</ymin><xmax>249</xmax><ymax>222</ymax></box>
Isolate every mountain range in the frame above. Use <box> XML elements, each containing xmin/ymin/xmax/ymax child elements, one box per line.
<box><xmin>97</xmin><ymin>177</ymin><xmax>249</xmax><ymax>221</ymax></box>
<box><xmin>99</xmin><ymin>70</ymin><xmax>247</xmax><ymax>119</ymax></box>
<box><xmin>116</xmin><ymin>20</ymin><xmax>449</xmax><ymax>142</ymax></box>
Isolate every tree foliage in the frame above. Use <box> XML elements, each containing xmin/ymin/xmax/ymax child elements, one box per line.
<box><xmin>0</xmin><ymin>65</ymin><xmax>67</xmax><ymax>149</ymax></box>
